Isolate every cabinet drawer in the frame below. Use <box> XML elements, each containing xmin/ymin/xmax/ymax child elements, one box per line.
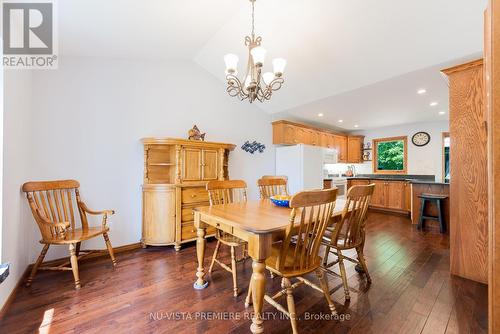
<box><xmin>181</xmin><ymin>221</ymin><xmax>216</xmax><ymax>241</ymax></box>
<box><xmin>181</xmin><ymin>207</ymin><xmax>195</xmax><ymax>222</ymax></box>
<box><xmin>181</xmin><ymin>187</ymin><xmax>209</xmax><ymax>204</ymax></box>
<box><xmin>181</xmin><ymin>204</ymin><xmax>209</xmax><ymax>222</ymax></box>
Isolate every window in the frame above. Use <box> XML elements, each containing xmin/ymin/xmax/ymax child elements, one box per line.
<box><xmin>373</xmin><ymin>136</ymin><xmax>407</xmax><ymax>174</ymax></box>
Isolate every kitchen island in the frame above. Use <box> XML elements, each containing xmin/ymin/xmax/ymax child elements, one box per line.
<box><xmin>346</xmin><ymin>175</ymin><xmax>450</xmax><ymax>231</ymax></box>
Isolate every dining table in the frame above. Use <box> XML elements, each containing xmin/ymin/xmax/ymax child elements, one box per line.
<box><xmin>192</xmin><ymin>198</ymin><xmax>347</xmax><ymax>334</ymax></box>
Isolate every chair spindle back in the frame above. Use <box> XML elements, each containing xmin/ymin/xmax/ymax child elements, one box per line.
<box><xmin>206</xmin><ymin>180</ymin><xmax>248</xmax><ymax>205</ymax></box>
<box><xmin>330</xmin><ymin>184</ymin><xmax>375</xmax><ymax>249</ymax></box>
<box><xmin>22</xmin><ymin>180</ymin><xmax>87</xmax><ymax>241</ymax></box>
<box><xmin>257</xmin><ymin>177</ymin><xmax>288</xmax><ymax>199</ymax></box>
<box><xmin>276</xmin><ymin>188</ymin><xmax>338</xmax><ymax>274</ymax></box>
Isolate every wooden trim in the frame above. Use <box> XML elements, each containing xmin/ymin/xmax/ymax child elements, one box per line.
<box><xmin>141</xmin><ymin>137</ymin><xmax>236</xmax><ymax>151</ymax></box>
<box><xmin>441</xmin><ymin>59</ymin><xmax>484</xmax><ymax>75</ymax></box>
<box><xmin>0</xmin><ymin>242</ymin><xmax>142</xmax><ymax>320</ymax></box>
<box><xmin>271</xmin><ymin>120</ymin><xmax>347</xmax><ymax>136</ymax></box>
<box><xmin>372</xmin><ymin>136</ymin><xmax>408</xmax><ymax>174</ymax></box>
<box><xmin>442</xmin><ymin>132</ymin><xmax>450</xmax><ymax>183</ymax></box>
<box><xmin>486</xmin><ymin>2</ymin><xmax>500</xmax><ymax>333</ymax></box>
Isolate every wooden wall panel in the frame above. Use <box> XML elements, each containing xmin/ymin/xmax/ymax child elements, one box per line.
<box><xmin>442</xmin><ymin>60</ymin><xmax>489</xmax><ymax>284</ymax></box>
<box><xmin>486</xmin><ymin>2</ymin><xmax>500</xmax><ymax>333</ymax></box>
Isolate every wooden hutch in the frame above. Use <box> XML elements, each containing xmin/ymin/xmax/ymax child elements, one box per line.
<box><xmin>141</xmin><ymin>137</ymin><xmax>236</xmax><ymax>250</ymax></box>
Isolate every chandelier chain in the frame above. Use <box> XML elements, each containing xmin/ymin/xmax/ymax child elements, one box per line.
<box><xmin>251</xmin><ymin>0</ymin><xmax>255</xmax><ymax>37</ymax></box>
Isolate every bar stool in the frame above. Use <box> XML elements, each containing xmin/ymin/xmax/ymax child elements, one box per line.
<box><xmin>418</xmin><ymin>193</ymin><xmax>448</xmax><ymax>233</ymax></box>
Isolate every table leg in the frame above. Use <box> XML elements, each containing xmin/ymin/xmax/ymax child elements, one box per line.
<box><xmin>193</xmin><ymin>212</ymin><xmax>208</xmax><ymax>290</ymax></box>
<box><xmin>248</xmin><ymin>234</ymin><xmax>272</xmax><ymax>334</ymax></box>
<box><xmin>250</xmin><ymin>259</ymin><xmax>266</xmax><ymax>334</ymax></box>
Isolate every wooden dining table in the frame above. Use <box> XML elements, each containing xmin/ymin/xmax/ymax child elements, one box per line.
<box><xmin>192</xmin><ymin>198</ymin><xmax>346</xmax><ymax>334</ymax></box>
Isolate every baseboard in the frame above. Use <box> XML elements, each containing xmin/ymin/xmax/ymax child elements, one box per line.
<box><xmin>0</xmin><ymin>266</ymin><xmax>30</xmax><ymax>321</ymax></box>
<box><xmin>0</xmin><ymin>242</ymin><xmax>142</xmax><ymax>321</ymax></box>
<box><xmin>368</xmin><ymin>207</ymin><xmax>411</xmax><ymax>217</ymax></box>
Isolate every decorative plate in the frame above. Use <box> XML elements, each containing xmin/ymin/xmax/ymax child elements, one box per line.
<box><xmin>270</xmin><ymin>195</ymin><xmax>291</xmax><ymax>207</ymax></box>
<box><xmin>412</xmin><ymin>132</ymin><xmax>431</xmax><ymax>147</ymax></box>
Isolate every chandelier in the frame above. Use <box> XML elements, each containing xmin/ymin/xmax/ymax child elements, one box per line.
<box><xmin>224</xmin><ymin>0</ymin><xmax>287</xmax><ymax>103</ymax></box>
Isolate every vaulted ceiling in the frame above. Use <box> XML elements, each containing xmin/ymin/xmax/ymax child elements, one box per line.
<box><xmin>59</xmin><ymin>0</ymin><xmax>487</xmax><ymax>130</ymax></box>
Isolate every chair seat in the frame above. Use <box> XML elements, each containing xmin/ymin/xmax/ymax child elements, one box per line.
<box><xmin>266</xmin><ymin>243</ymin><xmax>322</xmax><ymax>278</ymax></box>
<box><xmin>418</xmin><ymin>193</ymin><xmax>448</xmax><ymax>200</ymax></box>
<box><xmin>322</xmin><ymin>228</ymin><xmax>362</xmax><ymax>250</ymax></box>
<box><xmin>215</xmin><ymin>232</ymin><xmax>246</xmax><ymax>247</ymax></box>
<box><xmin>43</xmin><ymin>226</ymin><xmax>109</xmax><ymax>244</ymax></box>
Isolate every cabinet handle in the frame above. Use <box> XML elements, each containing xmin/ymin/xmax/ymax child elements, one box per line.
<box><xmin>191</xmin><ymin>194</ymin><xmax>197</xmax><ymax>198</ymax></box>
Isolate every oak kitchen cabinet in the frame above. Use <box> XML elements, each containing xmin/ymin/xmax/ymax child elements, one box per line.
<box><xmin>142</xmin><ymin>138</ymin><xmax>236</xmax><ymax>250</ymax></box>
<box><xmin>347</xmin><ymin>178</ymin><xmax>411</xmax><ymax>213</ymax></box>
<box><xmin>347</xmin><ymin>136</ymin><xmax>364</xmax><ymax>163</ymax></box>
<box><xmin>272</xmin><ymin>120</ymin><xmax>363</xmax><ymax>163</ymax></box>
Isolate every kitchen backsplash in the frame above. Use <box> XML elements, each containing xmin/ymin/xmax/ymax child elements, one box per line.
<box><xmin>324</xmin><ymin>162</ymin><xmax>372</xmax><ymax>175</ymax></box>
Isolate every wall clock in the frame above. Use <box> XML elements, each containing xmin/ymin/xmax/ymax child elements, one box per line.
<box><xmin>412</xmin><ymin>132</ymin><xmax>431</xmax><ymax>146</ymax></box>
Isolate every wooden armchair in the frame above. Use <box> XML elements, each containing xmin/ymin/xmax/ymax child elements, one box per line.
<box><xmin>245</xmin><ymin>188</ymin><xmax>338</xmax><ymax>333</ymax></box>
<box><xmin>257</xmin><ymin>177</ymin><xmax>288</xmax><ymax>199</ymax></box>
<box><xmin>22</xmin><ymin>180</ymin><xmax>117</xmax><ymax>289</ymax></box>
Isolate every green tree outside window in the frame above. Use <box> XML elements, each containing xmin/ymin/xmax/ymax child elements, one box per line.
<box><xmin>376</xmin><ymin>140</ymin><xmax>405</xmax><ymax>171</ymax></box>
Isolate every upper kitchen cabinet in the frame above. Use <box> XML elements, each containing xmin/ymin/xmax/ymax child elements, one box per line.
<box><xmin>272</xmin><ymin>120</ymin><xmax>363</xmax><ymax>163</ymax></box>
<box><xmin>347</xmin><ymin>136</ymin><xmax>365</xmax><ymax>163</ymax></box>
<box><xmin>334</xmin><ymin>135</ymin><xmax>348</xmax><ymax>162</ymax></box>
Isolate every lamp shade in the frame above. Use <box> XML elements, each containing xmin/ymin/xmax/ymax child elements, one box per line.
<box><xmin>224</xmin><ymin>54</ymin><xmax>239</xmax><ymax>72</ymax></box>
<box><xmin>250</xmin><ymin>47</ymin><xmax>267</xmax><ymax>65</ymax></box>
<box><xmin>273</xmin><ymin>58</ymin><xmax>287</xmax><ymax>75</ymax></box>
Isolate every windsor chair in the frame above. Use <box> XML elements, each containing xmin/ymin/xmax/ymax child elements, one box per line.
<box><xmin>22</xmin><ymin>180</ymin><xmax>116</xmax><ymax>289</ymax></box>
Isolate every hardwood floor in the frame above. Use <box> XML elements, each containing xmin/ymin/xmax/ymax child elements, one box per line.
<box><xmin>0</xmin><ymin>212</ymin><xmax>487</xmax><ymax>333</ymax></box>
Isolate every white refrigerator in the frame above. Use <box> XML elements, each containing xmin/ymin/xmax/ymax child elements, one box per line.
<box><xmin>275</xmin><ymin>144</ymin><xmax>325</xmax><ymax>195</ymax></box>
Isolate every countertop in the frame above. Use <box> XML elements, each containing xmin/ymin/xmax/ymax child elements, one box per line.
<box><xmin>344</xmin><ymin>174</ymin><xmax>449</xmax><ymax>185</ymax></box>
<box><xmin>409</xmin><ymin>180</ymin><xmax>450</xmax><ymax>185</ymax></box>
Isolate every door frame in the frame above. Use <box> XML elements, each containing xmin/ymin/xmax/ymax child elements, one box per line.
<box><xmin>486</xmin><ymin>1</ymin><xmax>500</xmax><ymax>333</ymax></box>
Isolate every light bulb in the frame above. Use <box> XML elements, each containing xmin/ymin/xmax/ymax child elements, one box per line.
<box><xmin>224</xmin><ymin>54</ymin><xmax>238</xmax><ymax>73</ymax></box>
<box><xmin>273</xmin><ymin>58</ymin><xmax>287</xmax><ymax>76</ymax></box>
<box><xmin>263</xmin><ymin>72</ymin><xmax>275</xmax><ymax>85</ymax></box>
<box><xmin>250</xmin><ymin>47</ymin><xmax>267</xmax><ymax>66</ymax></box>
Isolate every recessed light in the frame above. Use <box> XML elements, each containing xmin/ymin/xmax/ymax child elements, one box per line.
<box><xmin>430</xmin><ymin>102</ymin><xmax>438</xmax><ymax>107</ymax></box>
<box><xmin>354</xmin><ymin>125</ymin><xmax>359</xmax><ymax>128</ymax></box>
<box><xmin>338</xmin><ymin>120</ymin><xmax>343</xmax><ymax>123</ymax></box>
<box><xmin>438</xmin><ymin>111</ymin><xmax>446</xmax><ymax>115</ymax></box>
<box><xmin>318</xmin><ymin>113</ymin><xmax>324</xmax><ymax>117</ymax></box>
<box><xmin>417</xmin><ymin>89</ymin><xmax>427</xmax><ymax>95</ymax></box>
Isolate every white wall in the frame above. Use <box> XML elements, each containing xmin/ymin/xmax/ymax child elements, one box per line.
<box><xmin>325</xmin><ymin>121</ymin><xmax>449</xmax><ymax>180</ymax></box>
<box><xmin>25</xmin><ymin>56</ymin><xmax>275</xmax><ymax>262</ymax></box>
<box><xmin>0</xmin><ymin>70</ymin><xmax>34</xmax><ymax>308</ymax></box>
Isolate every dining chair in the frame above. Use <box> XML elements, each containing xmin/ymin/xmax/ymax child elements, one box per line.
<box><xmin>22</xmin><ymin>180</ymin><xmax>116</xmax><ymax>289</ymax></box>
<box><xmin>321</xmin><ymin>184</ymin><xmax>375</xmax><ymax>300</ymax></box>
<box><xmin>257</xmin><ymin>177</ymin><xmax>288</xmax><ymax>199</ymax></box>
<box><xmin>206</xmin><ymin>180</ymin><xmax>248</xmax><ymax>297</ymax></box>
<box><xmin>245</xmin><ymin>188</ymin><xmax>338</xmax><ymax>333</ymax></box>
